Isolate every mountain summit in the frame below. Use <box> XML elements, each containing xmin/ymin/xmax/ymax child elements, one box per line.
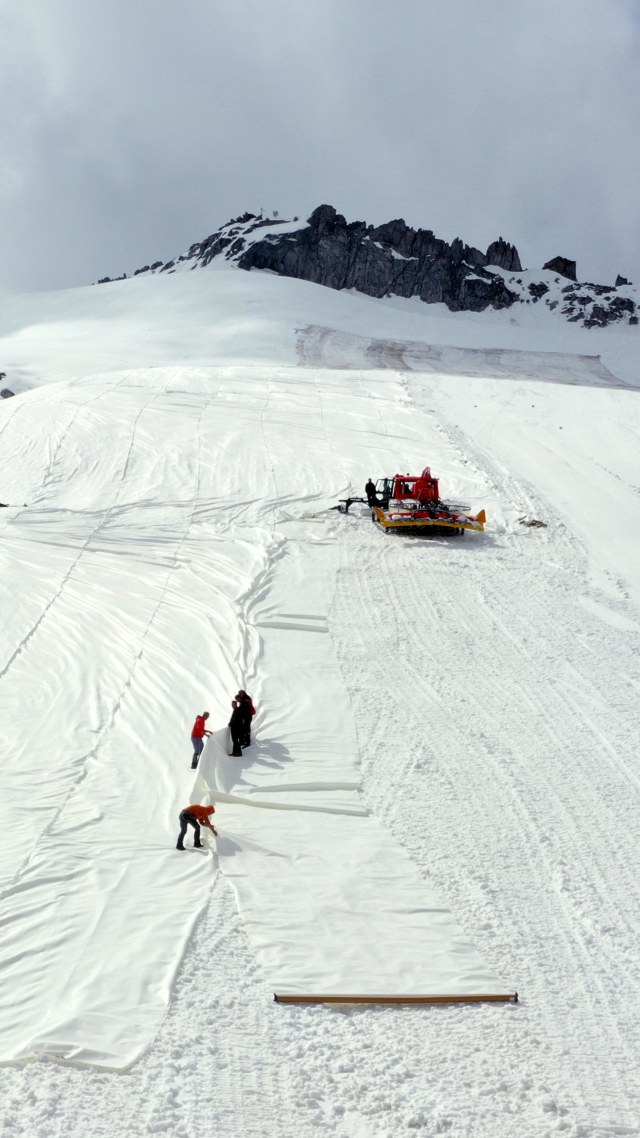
<box><xmin>101</xmin><ymin>205</ymin><xmax>638</xmax><ymax>330</ymax></box>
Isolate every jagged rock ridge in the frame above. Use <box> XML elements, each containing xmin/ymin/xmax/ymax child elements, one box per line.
<box><xmin>99</xmin><ymin>206</ymin><xmax>638</xmax><ymax>329</ymax></box>
<box><xmin>236</xmin><ymin>205</ymin><xmax>521</xmax><ymax>313</ymax></box>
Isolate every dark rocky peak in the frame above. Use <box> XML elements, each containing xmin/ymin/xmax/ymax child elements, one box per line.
<box><xmin>616</xmin><ymin>274</ymin><xmax>631</xmax><ymax>287</ymax></box>
<box><xmin>543</xmin><ymin>256</ymin><xmax>577</xmax><ymax>282</ymax></box>
<box><xmin>486</xmin><ymin>237</ymin><xmax>522</xmax><ymax>273</ymax></box>
<box><xmin>368</xmin><ymin>217</ymin><xmax>415</xmax><ymax>255</ymax></box>
<box><xmin>368</xmin><ymin>218</ymin><xmax>446</xmax><ymax>262</ymax></box>
<box><xmin>307</xmin><ymin>204</ymin><xmax>341</xmax><ymax>233</ymax></box>
<box><xmin>237</xmin><ymin>206</ymin><xmax>519</xmax><ymax>313</ymax></box>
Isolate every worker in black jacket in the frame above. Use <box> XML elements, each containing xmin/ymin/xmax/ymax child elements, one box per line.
<box><xmin>229</xmin><ymin>700</ymin><xmax>244</xmax><ymax>757</ymax></box>
<box><xmin>365</xmin><ymin>478</ymin><xmax>377</xmax><ymax>506</ymax></box>
<box><xmin>235</xmin><ymin>690</ymin><xmax>255</xmax><ymax>747</ymax></box>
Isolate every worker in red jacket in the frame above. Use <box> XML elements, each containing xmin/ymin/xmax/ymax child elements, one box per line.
<box><xmin>176</xmin><ymin>804</ymin><xmax>217</xmax><ymax>850</ymax></box>
<box><xmin>191</xmin><ymin>711</ymin><xmax>211</xmax><ymax>769</ymax></box>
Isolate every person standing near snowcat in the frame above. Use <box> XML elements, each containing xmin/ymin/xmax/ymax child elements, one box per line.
<box><xmin>365</xmin><ymin>478</ymin><xmax>377</xmax><ymax>506</ymax></box>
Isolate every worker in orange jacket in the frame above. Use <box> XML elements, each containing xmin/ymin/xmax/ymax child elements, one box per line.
<box><xmin>176</xmin><ymin>804</ymin><xmax>217</xmax><ymax>850</ymax></box>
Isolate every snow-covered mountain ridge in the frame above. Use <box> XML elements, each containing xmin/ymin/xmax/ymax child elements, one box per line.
<box><xmin>100</xmin><ymin>205</ymin><xmax>639</xmax><ymax>330</ymax></box>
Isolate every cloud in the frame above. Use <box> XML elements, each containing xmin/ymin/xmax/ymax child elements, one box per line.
<box><xmin>1</xmin><ymin>0</ymin><xmax>639</xmax><ymax>290</ymax></box>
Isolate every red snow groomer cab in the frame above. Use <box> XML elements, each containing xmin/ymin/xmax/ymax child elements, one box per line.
<box><xmin>372</xmin><ymin>467</ymin><xmax>486</xmax><ymax>535</ymax></box>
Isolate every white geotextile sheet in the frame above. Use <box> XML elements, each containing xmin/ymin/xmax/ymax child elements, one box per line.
<box><xmin>214</xmin><ymin>807</ymin><xmax>508</xmax><ymax>997</ymax></box>
<box><xmin>0</xmin><ymin>383</ymin><xmax>260</xmax><ymax>1069</ymax></box>
<box><xmin>199</xmin><ymin>536</ymin><xmax>509</xmax><ymax>998</ymax></box>
<box><xmin>0</xmin><ymin>371</ymin><xmax>508</xmax><ymax>1073</ymax></box>
<box><xmin>0</xmin><ymin>834</ymin><xmax>212</xmax><ymax>1068</ymax></box>
<box><xmin>0</xmin><ymin>505</ymin><xmax>225</xmax><ymax>1068</ymax></box>
<box><xmin>197</xmin><ymin>535</ymin><xmax>363</xmax><ymax>812</ymax></box>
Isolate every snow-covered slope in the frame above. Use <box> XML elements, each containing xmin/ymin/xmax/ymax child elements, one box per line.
<box><xmin>0</xmin><ymin>267</ymin><xmax>639</xmax><ymax>1136</ymax></box>
<box><xmin>1</xmin><ymin>262</ymin><xmax>639</xmax><ymax>397</ymax></box>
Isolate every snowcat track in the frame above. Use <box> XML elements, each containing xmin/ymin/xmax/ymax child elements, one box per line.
<box><xmin>372</xmin><ymin>507</ymin><xmax>485</xmax><ymax>534</ymax></box>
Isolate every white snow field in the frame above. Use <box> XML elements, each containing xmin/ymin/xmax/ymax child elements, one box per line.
<box><xmin>0</xmin><ymin>267</ymin><xmax>639</xmax><ymax>1136</ymax></box>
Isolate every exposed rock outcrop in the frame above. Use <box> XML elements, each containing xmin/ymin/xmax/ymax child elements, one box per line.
<box><xmin>543</xmin><ymin>256</ymin><xmax>577</xmax><ymax>282</ymax></box>
<box><xmin>237</xmin><ymin>205</ymin><xmax>519</xmax><ymax>313</ymax></box>
<box><xmin>485</xmin><ymin>237</ymin><xmax>522</xmax><ymax>272</ymax></box>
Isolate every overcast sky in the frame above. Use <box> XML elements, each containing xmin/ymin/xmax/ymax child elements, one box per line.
<box><xmin>1</xmin><ymin>0</ymin><xmax>640</xmax><ymax>292</ymax></box>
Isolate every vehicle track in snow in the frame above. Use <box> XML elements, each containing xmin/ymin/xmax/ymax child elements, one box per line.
<box><xmin>328</xmin><ymin>373</ymin><xmax>640</xmax><ymax>1135</ymax></box>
